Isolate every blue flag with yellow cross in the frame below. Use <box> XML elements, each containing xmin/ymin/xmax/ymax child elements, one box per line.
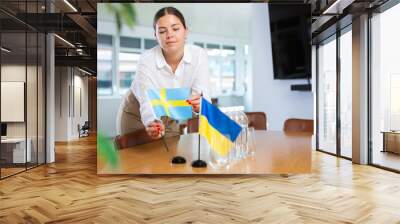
<box><xmin>147</xmin><ymin>88</ymin><xmax>192</xmax><ymax>121</ymax></box>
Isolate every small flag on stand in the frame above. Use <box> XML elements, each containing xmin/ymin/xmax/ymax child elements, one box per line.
<box><xmin>198</xmin><ymin>98</ymin><xmax>242</xmax><ymax>156</ymax></box>
<box><xmin>147</xmin><ymin>88</ymin><xmax>192</xmax><ymax>121</ymax></box>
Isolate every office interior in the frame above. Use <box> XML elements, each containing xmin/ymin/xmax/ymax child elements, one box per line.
<box><xmin>0</xmin><ymin>0</ymin><xmax>400</xmax><ymax>222</ymax></box>
<box><xmin>97</xmin><ymin>3</ymin><xmax>314</xmax><ymax>137</ymax></box>
<box><xmin>0</xmin><ymin>0</ymin><xmax>97</xmax><ymax>179</ymax></box>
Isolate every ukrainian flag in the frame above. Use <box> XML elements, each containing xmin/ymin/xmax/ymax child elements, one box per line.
<box><xmin>147</xmin><ymin>88</ymin><xmax>192</xmax><ymax>121</ymax></box>
<box><xmin>199</xmin><ymin>98</ymin><xmax>242</xmax><ymax>156</ymax></box>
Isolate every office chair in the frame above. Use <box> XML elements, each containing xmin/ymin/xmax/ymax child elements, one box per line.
<box><xmin>78</xmin><ymin>121</ymin><xmax>90</xmax><ymax>138</ymax></box>
<box><xmin>283</xmin><ymin>118</ymin><xmax>313</xmax><ymax>133</ymax></box>
<box><xmin>114</xmin><ymin>128</ymin><xmax>154</xmax><ymax>149</ymax></box>
<box><xmin>246</xmin><ymin>112</ymin><xmax>267</xmax><ymax>130</ymax></box>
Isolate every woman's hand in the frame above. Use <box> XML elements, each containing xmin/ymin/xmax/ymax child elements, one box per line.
<box><xmin>187</xmin><ymin>95</ymin><xmax>201</xmax><ymax>113</ymax></box>
<box><xmin>146</xmin><ymin>120</ymin><xmax>165</xmax><ymax>139</ymax></box>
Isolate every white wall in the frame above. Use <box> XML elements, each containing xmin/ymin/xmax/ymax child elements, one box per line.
<box><xmin>54</xmin><ymin>67</ymin><xmax>89</xmax><ymax>141</ymax></box>
<box><xmin>97</xmin><ymin>97</ymin><xmax>123</xmax><ymax>137</ymax></box>
<box><xmin>1</xmin><ymin>65</ymin><xmax>36</xmax><ymax>137</ymax></box>
<box><xmin>55</xmin><ymin>67</ymin><xmax>69</xmax><ymax>141</ymax></box>
<box><xmin>249</xmin><ymin>4</ymin><xmax>313</xmax><ymax>131</ymax></box>
<box><xmin>98</xmin><ymin>3</ymin><xmax>251</xmax><ymax>39</ymax></box>
<box><xmin>73</xmin><ymin>74</ymin><xmax>89</xmax><ymax>137</ymax></box>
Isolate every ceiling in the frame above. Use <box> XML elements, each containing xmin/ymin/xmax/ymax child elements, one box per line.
<box><xmin>0</xmin><ymin>0</ymin><xmax>99</xmax><ymax>74</ymax></box>
<box><xmin>1</xmin><ymin>0</ymin><xmax>393</xmax><ymax>75</ymax></box>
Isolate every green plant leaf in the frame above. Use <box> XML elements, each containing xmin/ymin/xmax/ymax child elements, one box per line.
<box><xmin>120</xmin><ymin>3</ymin><xmax>136</xmax><ymax>28</ymax></box>
<box><xmin>105</xmin><ymin>3</ymin><xmax>136</xmax><ymax>33</ymax></box>
<box><xmin>97</xmin><ymin>132</ymin><xmax>120</xmax><ymax>169</ymax></box>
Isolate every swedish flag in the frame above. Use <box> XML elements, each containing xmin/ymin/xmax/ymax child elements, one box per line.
<box><xmin>199</xmin><ymin>98</ymin><xmax>242</xmax><ymax>156</ymax></box>
<box><xmin>147</xmin><ymin>88</ymin><xmax>192</xmax><ymax>121</ymax></box>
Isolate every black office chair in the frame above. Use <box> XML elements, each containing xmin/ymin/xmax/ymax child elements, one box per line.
<box><xmin>79</xmin><ymin>121</ymin><xmax>90</xmax><ymax>138</ymax></box>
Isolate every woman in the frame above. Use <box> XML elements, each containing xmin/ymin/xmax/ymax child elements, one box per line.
<box><xmin>116</xmin><ymin>6</ymin><xmax>210</xmax><ymax>140</ymax></box>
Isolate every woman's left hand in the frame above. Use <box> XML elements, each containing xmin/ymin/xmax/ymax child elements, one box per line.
<box><xmin>187</xmin><ymin>95</ymin><xmax>201</xmax><ymax>113</ymax></box>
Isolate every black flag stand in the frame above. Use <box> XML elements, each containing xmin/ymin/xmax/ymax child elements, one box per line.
<box><xmin>171</xmin><ymin>155</ymin><xmax>186</xmax><ymax>164</ymax></box>
<box><xmin>191</xmin><ymin>132</ymin><xmax>207</xmax><ymax>168</ymax></box>
<box><xmin>191</xmin><ymin>94</ymin><xmax>206</xmax><ymax>168</ymax></box>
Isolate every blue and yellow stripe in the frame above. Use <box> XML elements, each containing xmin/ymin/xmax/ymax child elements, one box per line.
<box><xmin>199</xmin><ymin>98</ymin><xmax>242</xmax><ymax>156</ymax></box>
<box><xmin>147</xmin><ymin>88</ymin><xmax>192</xmax><ymax>120</ymax></box>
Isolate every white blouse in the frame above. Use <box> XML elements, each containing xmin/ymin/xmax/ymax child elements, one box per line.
<box><xmin>131</xmin><ymin>44</ymin><xmax>210</xmax><ymax>126</ymax></box>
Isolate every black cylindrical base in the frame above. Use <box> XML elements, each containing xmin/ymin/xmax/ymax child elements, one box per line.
<box><xmin>191</xmin><ymin>159</ymin><xmax>207</xmax><ymax>168</ymax></box>
<box><xmin>171</xmin><ymin>156</ymin><xmax>186</xmax><ymax>164</ymax></box>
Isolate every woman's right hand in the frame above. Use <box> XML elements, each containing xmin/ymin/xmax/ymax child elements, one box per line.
<box><xmin>146</xmin><ymin>120</ymin><xmax>165</xmax><ymax>139</ymax></box>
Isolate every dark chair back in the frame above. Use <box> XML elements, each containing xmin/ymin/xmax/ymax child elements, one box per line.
<box><xmin>187</xmin><ymin>118</ymin><xmax>199</xmax><ymax>133</ymax></box>
<box><xmin>246</xmin><ymin>112</ymin><xmax>267</xmax><ymax>130</ymax></box>
<box><xmin>283</xmin><ymin>118</ymin><xmax>313</xmax><ymax>133</ymax></box>
<box><xmin>114</xmin><ymin>128</ymin><xmax>153</xmax><ymax>149</ymax></box>
<box><xmin>82</xmin><ymin>121</ymin><xmax>90</xmax><ymax>130</ymax></box>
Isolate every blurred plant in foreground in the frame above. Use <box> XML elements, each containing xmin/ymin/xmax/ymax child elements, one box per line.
<box><xmin>97</xmin><ymin>132</ymin><xmax>120</xmax><ymax>169</ymax></box>
<box><xmin>105</xmin><ymin>3</ymin><xmax>136</xmax><ymax>33</ymax></box>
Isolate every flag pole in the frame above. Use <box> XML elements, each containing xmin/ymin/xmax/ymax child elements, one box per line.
<box><xmin>161</xmin><ymin>135</ymin><xmax>169</xmax><ymax>152</ymax></box>
<box><xmin>191</xmin><ymin>94</ymin><xmax>207</xmax><ymax>168</ymax></box>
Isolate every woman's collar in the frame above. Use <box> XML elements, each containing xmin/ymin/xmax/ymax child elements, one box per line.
<box><xmin>156</xmin><ymin>45</ymin><xmax>192</xmax><ymax>69</ymax></box>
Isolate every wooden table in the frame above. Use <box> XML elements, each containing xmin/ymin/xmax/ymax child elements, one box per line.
<box><xmin>97</xmin><ymin>131</ymin><xmax>312</xmax><ymax>175</ymax></box>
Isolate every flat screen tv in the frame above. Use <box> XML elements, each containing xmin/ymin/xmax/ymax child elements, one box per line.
<box><xmin>269</xmin><ymin>4</ymin><xmax>311</xmax><ymax>79</ymax></box>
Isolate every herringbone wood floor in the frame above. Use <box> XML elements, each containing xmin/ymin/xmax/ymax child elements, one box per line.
<box><xmin>1</xmin><ymin>135</ymin><xmax>400</xmax><ymax>223</ymax></box>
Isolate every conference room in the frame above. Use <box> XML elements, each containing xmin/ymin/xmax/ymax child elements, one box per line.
<box><xmin>1</xmin><ymin>1</ymin><xmax>400</xmax><ymax>222</ymax></box>
<box><xmin>0</xmin><ymin>23</ymin><xmax>46</xmax><ymax>177</ymax></box>
<box><xmin>97</xmin><ymin>3</ymin><xmax>314</xmax><ymax>175</ymax></box>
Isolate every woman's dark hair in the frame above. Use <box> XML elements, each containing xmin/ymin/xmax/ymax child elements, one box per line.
<box><xmin>153</xmin><ymin>7</ymin><xmax>186</xmax><ymax>30</ymax></box>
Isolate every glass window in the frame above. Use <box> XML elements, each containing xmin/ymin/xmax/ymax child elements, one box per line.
<box><xmin>391</xmin><ymin>75</ymin><xmax>400</xmax><ymax>130</ymax></box>
<box><xmin>1</xmin><ymin>28</ymin><xmax>28</xmax><ymax>177</ymax></box>
<box><xmin>118</xmin><ymin>36</ymin><xmax>141</xmax><ymax>96</ymax></box>
<box><xmin>0</xmin><ymin>0</ymin><xmax>47</xmax><ymax>179</ymax></box>
<box><xmin>97</xmin><ymin>35</ymin><xmax>113</xmax><ymax>96</ymax></box>
<box><xmin>27</xmin><ymin>31</ymin><xmax>38</xmax><ymax>169</ymax></box>
<box><xmin>206</xmin><ymin>44</ymin><xmax>222</xmax><ymax>97</ymax></box>
<box><xmin>118</xmin><ymin>51</ymin><xmax>140</xmax><ymax>95</ymax></box>
<box><xmin>95</xmin><ymin>32</ymin><xmax>248</xmax><ymax>109</ymax></box>
<box><xmin>194</xmin><ymin>42</ymin><xmax>204</xmax><ymax>48</ymax></box>
<box><xmin>206</xmin><ymin>43</ymin><xmax>219</xmax><ymax>50</ymax></box>
<box><xmin>144</xmin><ymin>39</ymin><xmax>158</xmax><ymax>49</ymax></box>
<box><xmin>317</xmin><ymin>36</ymin><xmax>337</xmax><ymax>155</ymax></box>
<box><xmin>221</xmin><ymin>45</ymin><xmax>236</xmax><ymax>94</ymax></box>
<box><xmin>340</xmin><ymin>28</ymin><xmax>352</xmax><ymax>158</ymax></box>
<box><xmin>206</xmin><ymin>44</ymin><xmax>237</xmax><ymax>97</ymax></box>
<box><xmin>371</xmin><ymin>3</ymin><xmax>400</xmax><ymax>171</ymax></box>
<box><xmin>222</xmin><ymin>45</ymin><xmax>235</xmax><ymax>53</ymax></box>
<box><xmin>98</xmin><ymin>35</ymin><xmax>112</xmax><ymax>47</ymax></box>
<box><xmin>120</xmin><ymin>37</ymin><xmax>141</xmax><ymax>49</ymax></box>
